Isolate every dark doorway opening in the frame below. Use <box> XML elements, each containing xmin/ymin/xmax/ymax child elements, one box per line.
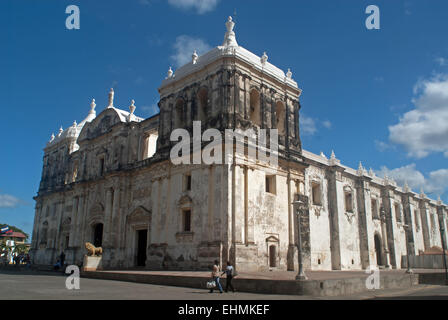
<box><xmin>374</xmin><ymin>234</ymin><xmax>383</xmax><ymax>266</ymax></box>
<box><xmin>93</xmin><ymin>223</ymin><xmax>103</xmax><ymax>248</ymax></box>
<box><xmin>137</xmin><ymin>229</ymin><xmax>147</xmax><ymax>267</ymax></box>
<box><xmin>269</xmin><ymin>245</ymin><xmax>277</xmax><ymax>268</ymax></box>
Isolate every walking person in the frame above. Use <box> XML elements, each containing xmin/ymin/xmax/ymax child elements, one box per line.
<box><xmin>60</xmin><ymin>251</ymin><xmax>65</xmax><ymax>267</ymax></box>
<box><xmin>209</xmin><ymin>260</ymin><xmax>223</xmax><ymax>294</ymax></box>
<box><xmin>222</xmin><ymin>261</ymin><xmax>235</xmax><ymax>293</ymax></box>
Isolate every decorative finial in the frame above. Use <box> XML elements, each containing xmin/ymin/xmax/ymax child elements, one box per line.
<box><xmin>90</xmin><ymin>99</ymin><xmax>96</xmax><ymax>113</ymax></box>
<box><xmin>108</xmin><ymin>88</ymin><xmax>114</xmax><ymax>108</ymax></box>
<box><xmin>369</xmin><ymin>168</ymin><xmax>375</xmax><ymax>176</ymax></box>
<box><xmin>330</xmin><ymin>150</ymin><xmax>336</xmax><ymax>159</ymax></box>
<box><xmin>59</xmin><ymin>126</ymin><xmax>63</xmax><ymax>134</ymax></box>
<box><xmin>192</xmin><ymin>50</ymin><xmax>198</xmax><ymax>64</ymax></box>
<box><xmin>437</xmin><ymin>196</ymin><xmax>442</xmax><ymax>205</ymax></box>
<box><xmin>222</xmin><ymin>16</ymin><xmax>238</xmax><ymax>47</ymax></box>
<box><xmin>286</xmin><ymin>68</ymin><xmax>292</xmax><ymax>79</ymax></box>
<box><xmin>261</xmin><ymin>52</ymin><xmax>268</xmax><ymax>65</ymax></box>
<box><xmin>419</xmin><ymin>187</ymin><xmax>425</xmax><ymax>198</ymax></box>
<box><xmin>320</xmin><ymin>151</ymin><xmax>327</xmax><ymax>159</ymax></box>
<box><xmin>49</xmin><ymin>133</ymin><xmax>55</xmax><ymax>142</ymax></box>
<box><xmin>167</xmin><ymin>67</ymin><xmax>174</xmax><ymax>79</ymax></box>
<box><xmin>129</xmin><ymin>99</ymin><xmax>136</xmax><ymax>115</ymax></box>
<box><xmin>72</xmin><ymin>120</ymin><xmax>77</xmax><ymax>127</ymax></box>
<box><xmin>403</xmin><ymin>180</ymin><xmax>411</xmax><ymax>193</ymax></box>
<box><xmin>357</xmin><ymin>162</ymin><xmax>365</xmax><ymax>176</ymax></box>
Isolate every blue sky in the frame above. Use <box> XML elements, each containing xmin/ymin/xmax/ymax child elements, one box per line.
<box><xmin>1</xmin><ymin>0</ymin><xmax>448</xmax><ymax>238</ymax></box>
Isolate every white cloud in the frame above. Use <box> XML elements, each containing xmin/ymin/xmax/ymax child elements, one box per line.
<box><xmin>388</xmin><ymin>75</ymin><xmax>448</xmax><ymax>158</ymax></box>
<box><xmin>141</xmin><ymin>104</ymin><xmax>160</xmax><ymax>117</ymax></box>
<box><xmin>300</xmin><ymin>115</ymin><xmax>332</xmax><ymax>136</ymax></box>
<box><xmin>322</xmin><ymin>120</ymin><xmax>332</xmax><ymax>129</ymax></box>
<box><xmin>167</xmin><ymin>0</ymin><xmax>219</xmax><ymax>14</ymax></box>
<box><xmin>435</xmin><ymin>57</ymin><xmax>448</xmax><ymax>67</ymax></box>
<box><xmin>376</xmin><ymin>164</ymin><xmax>448</xmax><ymax>197</ymax></box>
<box><xmin>171</xmin><ymin>35</ymin><xmax>211</xmax><ymax>68</ymax></box>
<box><xmin>374</xmin><ymin>76</ymin><xmax>384</xmax><ymax>83</ymax></box>
<box><xmin>374</xmin><ymin>140</ymin><xmax>395</xmax><ymax>152</ymax></box>
<box><xmin>300</xmin><ymin>115</ymin><xmax>316</xmax><ymax>136</ymax></box>
<box><xmin>0</xmin><ymin>194</ymin><xmax>22</xmax><ymax>208</ymax></box>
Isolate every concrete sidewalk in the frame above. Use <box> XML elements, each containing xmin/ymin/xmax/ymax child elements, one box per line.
<box><xmin>79</xmin><ymin>268</ymin><xmax>446</xmax><ymax>297</ymax></box>
<box><xmin>87</xmin><ymin>268</ymin><xmax>444</xmax><ymax>280</ymax></box>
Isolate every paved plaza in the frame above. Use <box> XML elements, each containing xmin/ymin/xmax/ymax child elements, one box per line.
<box><xmin>0</xmin><ymin>271</ymin><xmax>447</xmax><ymax>300</ymax></box>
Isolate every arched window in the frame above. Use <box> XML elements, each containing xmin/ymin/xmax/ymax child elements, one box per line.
<box><xmin>174</xmin><ymin>99</ymin><xmax>185</xmax><ymax>129</ymax></box>
<box><xmin>249</xmin><ymin>89</ymin><xmax>261</xmax><ymax>126</ymax></box>
<box><xmin>197</xmin><ymin>88</ymin><xmax>208</xmax><ymax>122</ymax></box>
<box><xmin>275</xmin><ymin>101</ymin><xmax>286</xmax><ymax>135</ymax></box>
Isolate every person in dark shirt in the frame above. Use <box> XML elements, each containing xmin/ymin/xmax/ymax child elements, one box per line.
<box><xmin>221</xmin><ymin>261</ymin><xmax>235</xmax><ymax>293</ymax></box>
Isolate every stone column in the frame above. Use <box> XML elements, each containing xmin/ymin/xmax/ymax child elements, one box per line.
<box><xmin>326</xmin><ymin>166</ymin><xmax>343</xmax><ymax>270</ymax></box>
<box><xmin>402</xmin><ymin>192</ymin><xmax>416</xmax><ymax>255</ymax></box>
<box><xmin>52</xmin><ymin>201</ymin><xmax>64</xmax><ymax>263</ymax></box>
<box><xmin>233</xmin><ymin>165</ymin><xmax>244</xmax><ymax>244</ymax></box>
<box><xmin>381</xmin><ymin>186</ymin><xmax>399</xmax><ymax>268</ymax></box>
<box><xmin>111</xmin><ymin>186</ymin><xmax>121</xmax><ymax>257</ymax></box>
<box><xmin>419</xmin><ymin>198</ymin><xmax>431</xmax><ymax>250</ymax></box>
<box><xmin>103</xmin><ymin>189</ymin><xmax>113</xmax><ymax>245</ymax></box>
<box><xmin>31</xmin><ymin>201</ymin><xmax>42</xmax><ymax>251</ymax></box>
<box><xmin>287</xmin><ymin>174</ymin><xmax>296</xmax><ymax>271</ymax></box>
<box><xmin>380</xmin><ymin>209</ymin><xmax>391</xmax><ymax>268</ymax></box>
<box><xmin>356</xmin><ymin>176</ymin><xmax>374</xmax><ymax>269</ymax></box>
<box><xmin>68</xmin><ymin>197</ymin><xmax>79</xmax><ymax>248</ymax></box>
<box><xmin>73</xmin><ymin>194</ymin><xmax>84</xmax><ymax>263</ymax></box>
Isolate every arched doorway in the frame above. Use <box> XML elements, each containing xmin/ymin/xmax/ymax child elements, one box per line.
<box><xmin>374</xmin><ymin>233</ymin><xmax>383</xmax><ymax>266</ymax></box>
<box><xmin>93</xmin><ymin>223</ymin><xmax>103</xmax><ymax>248</ymax></box>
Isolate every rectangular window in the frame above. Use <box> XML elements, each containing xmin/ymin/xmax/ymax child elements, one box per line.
<box><xmin>345</xmin><ymin>192</ymin><xmax>353</xmax><ymax>212</ymax></box>
<box><xmin>72</xmin><ymin>161</ymin><xmax>79</xmax><ymax>182</ymax></box>
<box><xmin>414</xmin><ymin>210</ymin><xmax>420</xmax><ymax>231</ymax></box>
<box><xmin>265</xmin><ymin>175</ymin><xmax>276</xmax><ymax>195</ymax></box>
<box><xmin>183</xmin><ymin>210</ymin><xmax>191</xmax><ymax>232</ymax></box>
<box><xmin>99</xmin><ymin>158</ymin><xmax>105</xmax><ymax>176</ymax></box>
<box><xmin>371</xmin><ymin>199</ymin><xmax>379</xmax><ymax>219</ymax></box>
<box><xmin>431</xmin><ymin>213</ymin><xmax>437</xmax><ymax>231</ymax></box>
<box><xmin>312</xmin><ymin>182</ymin><xmax>322</xmax><ymax>206</ymax></box>
<box><xmin>183</xmin><ymin>174</ymin><xmax>192</xmax><ymax>192</ymax></box>
<box><xmin>395</xmin><ymin>203</ymin><xmax>401</xmax><ymax>222</ymax></box>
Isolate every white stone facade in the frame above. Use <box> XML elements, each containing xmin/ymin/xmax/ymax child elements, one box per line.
<box><xmin>31</xmin><ymin>18</ymin><xmax>448</xmax><ymax>272</ymax></box>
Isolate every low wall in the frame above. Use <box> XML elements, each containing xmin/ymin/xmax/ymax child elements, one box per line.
<box><xmin>402</xmin><ymin>255</ymin><xmax>448</xmax><ymax>269</ymax></box>
<box><xmin>80</xmin><ymin>271</ymin><xmax>419</xmax><ymax>297</ymax></box>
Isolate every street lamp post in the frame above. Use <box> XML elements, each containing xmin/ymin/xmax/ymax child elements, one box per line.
<box><xmin>403</xmin><ymin>224</ymin><xmax>413</xmax><ymax>274</ymax></box>
<box><xmin>439</xmin><ymin>222</ymin><xmax>448</xmax><ymax>285</ymax></box>
<box><xmin>293</xmin><ymin>199</ymin><xmax>308</xmax><ymax>281</ymax></box>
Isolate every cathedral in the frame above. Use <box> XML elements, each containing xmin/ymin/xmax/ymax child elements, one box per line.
<box><xmin>31</xmin><ymin>17</ymin><xmax>448</xmax><ymax>272</ymax></box>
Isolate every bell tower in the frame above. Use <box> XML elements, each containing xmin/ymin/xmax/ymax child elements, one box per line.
<box><xmin>156</xmin><ymin>16</ymin><xmax>303</xmax><ymax>161</ymax></box>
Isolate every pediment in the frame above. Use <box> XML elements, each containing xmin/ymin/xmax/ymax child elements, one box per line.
<box><xmin>178</xmin><ymin>195</ymin><xmax>193</xmax><ymax>207</ymax></box>
<box><xmin>127</xmin><ymin>206</ymin><xmax>151</xmax><ymax>224</ymax></box>
<box><xmin>89</xmin><ymin>203</ymin><xmax>104</xmax><ymax>221</ymax></box>
<box><xmin>78</xmin><ymin>108</ymin><xmax>123</xmax><ymax>142</ymax></box>
<box><xmin>266</xmin><ymin>235</ymin><xmax>279</xmax><ymax>243</ymax></box>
